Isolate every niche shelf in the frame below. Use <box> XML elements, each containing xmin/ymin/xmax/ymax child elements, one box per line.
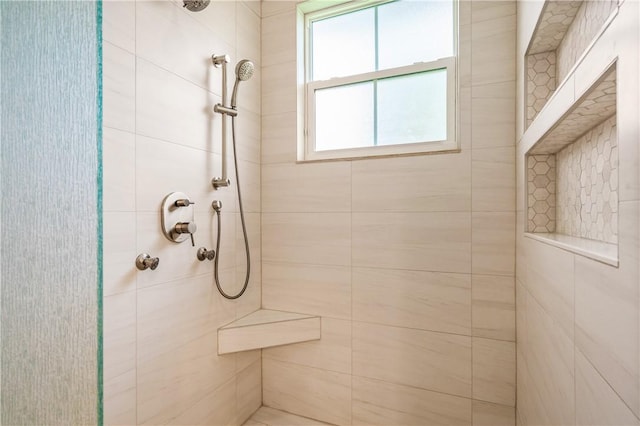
<box><xmin>217</xmin><ymin>309</ymin><xmax>321</xmax><ymax>355</ymax></box>
<box><xmin>525</xmin><ymin>63</ymin><xmax>618</xmax><ymax>266</ymax></box>
<box><xmin>525</xmin><ymin>0</ymin><xmax>618</xmax><ymax>127</ymax></box>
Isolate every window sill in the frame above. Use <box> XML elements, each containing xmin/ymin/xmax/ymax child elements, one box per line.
<box><xmin>524</xmin><ymin>232</ymin><xmax>618</xmax><ymax>267</ymax></box>
<box><xmin>299</xmin><ymin>140</ymin><xmax>460</xmax><ymax>163</ymax></box>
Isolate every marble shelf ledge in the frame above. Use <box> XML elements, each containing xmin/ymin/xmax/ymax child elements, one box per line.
<box><xmin>218</xmin><ymin>309</ymin><xmax>321</xmax><ymax>355</ymax></box>
<box><xmin>525</xmin><ymin>232</ymin><xmax>618</xmax><ymax>267</ymax></box>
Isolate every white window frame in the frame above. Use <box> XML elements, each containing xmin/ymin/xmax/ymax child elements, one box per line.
<box><xmin>302</xmin><ymin>0</ymin><xmax>459</xmax><ymax>162</ymax></box>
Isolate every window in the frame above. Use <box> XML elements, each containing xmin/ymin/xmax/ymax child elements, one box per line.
<box><xmin>303</xmin><ymin>0</ymin><xmax>458</xmax><ymax>161</ymax></box>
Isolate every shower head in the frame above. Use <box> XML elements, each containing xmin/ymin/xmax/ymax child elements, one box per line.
<box><xmin>236</xmin><ymin>60</ymin><xmax>255</xmax><ymax>82</ymax></box>
<box><xmin>230</xmin><ymin>60</ymin><xmax>255</xmax><ymax>108</ymax></box>
<box><xmin>183</xmin><ymin>0</ymin><xmax>210</xmax><ymax>12</ymax></box>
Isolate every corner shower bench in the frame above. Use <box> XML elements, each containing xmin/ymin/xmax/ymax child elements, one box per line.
<box><xmin>217</xmin><ymin>309</ymin><xmax>321</xmax><ymax>354</ymax></box>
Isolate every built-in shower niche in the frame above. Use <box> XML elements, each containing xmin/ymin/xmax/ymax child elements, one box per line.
<box><xmin>525</xmin><ymin>64</ymin><xmax>618</xmax><ymax>266</ymax></box>
<box><xmin>525</xmin><ymin>0</ymin><xmax>618</xmax><ymax>127</ymax></box>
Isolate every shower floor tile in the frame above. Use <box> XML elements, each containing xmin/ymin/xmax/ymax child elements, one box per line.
<box><xmin>244</xmin><ymin>407</ymin><xmax>332</xmax><ymax>426</ymax></box>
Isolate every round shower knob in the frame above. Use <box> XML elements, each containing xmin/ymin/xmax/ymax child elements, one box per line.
<box><xmin>136</xmin><ymin>253</ymin><xmax>159</xmax><ymax>271</ymax></box>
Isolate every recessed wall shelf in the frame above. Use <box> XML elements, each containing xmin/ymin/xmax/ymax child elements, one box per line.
<box><xmin>217</xmin><ymin>309</ymin><xmax>321</xmax><ymax>355</ymax></box>
<box><xmin>525</xmin><ymin>62</ymin><xmax>618</xmax><ymax>267</ymax></box>
<box><xmin>525</xmin><ymin>0</ymin><xmax>618</xmax><ymax>127</ymax></box>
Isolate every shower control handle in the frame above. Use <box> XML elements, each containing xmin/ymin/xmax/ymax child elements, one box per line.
<box><xmin>174</xmin><ymin>222</ymin><xmax>197</xmax><ymax>247</ymax></box>
<box><xmin>174</xmin><ymin>222</ymin><xmax>197</xmax><ymax>234</ymax></box>
<box><xmin>174</xmin><ymin>199</ymin><xmax>195</xmax><ymax>207</ymax></box>
<box><xmin>136</xmin><ymin>253</ymin><xmax>159</xmax><ymax>271</ymax></box>
<box><xmin>197</xmin><ymin>247</ymin><xmax>216</xmax><ymax>261</ymax></box>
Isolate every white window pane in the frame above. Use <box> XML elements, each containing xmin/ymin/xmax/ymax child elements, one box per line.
<box><xmin>315</xmin><ymin>82</ymin><xmax>374</xmax><ymax>151</ymax></box>
<box><xmin>377</xmin><ymin>69</ymin><xmax>448</xmax><ymax>145</ymax></box>
<box><xmin>378</xmin><ymin>0</ymin><xmax>454</xmax><ymax>70</ymax></box>
<box><xmin>311</xmin><ymin>8</ymin><xmax>375</xmax><ymax>81</ymax></box>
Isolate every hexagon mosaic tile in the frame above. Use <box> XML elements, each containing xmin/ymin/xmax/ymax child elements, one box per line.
<box><xmin>530</xmin><ymin>66</ymin><xmax>616</xmax><ymax>155</ymax></box>
<box><xmin>528</xmin><ymin>1</ymin><xmax>582</xmax><ymax>55</ymax></box>
<box><xmin>556</xmin><ymin>116</ymin><xmax>617</xmax><ymax>244</ymax></box>
<box><xmin>525</xmin><ymin>0</ymin><xmax>618</xmax><ymax>129</ymax></box>
<box><xmin>527</xmin><ymin>51</ymin><xmax>557</xmax><ymax>126</ymax></box>
<box><xmin>556</xmin><ymin>0</ymin><xmax>618</xmax><ymax>82</ymax></box>
<box><xmin>527</xmin><ymin>155</ymin><xmax>556</xmax><ymax>233</ymax></box>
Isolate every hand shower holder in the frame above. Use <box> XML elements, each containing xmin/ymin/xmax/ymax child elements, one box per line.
<box><xmin>213</xmin><ymin>104</ymin><xmax>238</xmax><ymax>117</ymax></box>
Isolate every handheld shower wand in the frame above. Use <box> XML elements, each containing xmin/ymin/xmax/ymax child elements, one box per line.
<box><xmin>210</xmin><ymin>56</ymin><xmax>255</xmax><ymax>299</ymax></box>
<box><xmin>212</xmin><ymin>57</ymin><xmax>254</xmax><ymax>188</ymax></box>
<box><xmin>230</xmin><ymin>60</ymin><xmax>255</xmax><ymax>109</ymax></box>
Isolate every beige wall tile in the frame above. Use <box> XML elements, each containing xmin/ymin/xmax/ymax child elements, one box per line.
<box><xmin>104</xmin><ymin>369</ymin><xmax>136</xmax><ymax>426</ymax></box>
<box><xmin>262</xmin><ymin>10</ymin><xmax>297</xmax><ymax>67</ymax></box>
<box><xmin>167</xmin><ymin>377</ymin><xmax>237</xmax><ymax>426</ymax></box>
<box><xmin>525</xmin><ymin>294</ymin><xmax>575</xmax><ymax>425</ymax></box>
<box><xmin>103</xmin><ymin>0</ymin><xmax>263</xmax><ymax>423</ymax></box>
<box><xmin>472</xmin><ymin>275</ymin><xmax>516</xmax><ymax>341</ymax></box>
<box><xmin>103</xmin><ymin>0</ymin><xmax>135</xmax><ymax>53</ymax></box>
<box><xmin>262</xmin><ymin>111</ymin><xmax>297</xmax><ymax>164</ymax></box>
<box><xmin>137</xmin><ymin>275</ymin><xmax>234</xmax><ymax>363</ymax></box>
<box><xmin>472</xmin><ymin>147</ymin><xmax>516</xmax><ymax>212</ymax></box>
<box><xmin>353</xmin><ymin>322</ymin><xmax>472</xmax><ymax>398</ymax></box>
<box><xmin>471</xmin><ymin>11</ymin><xmax>516</xmax><ymax>86</ymax></box>
<box><xmin>472</xmin><ymin>212</ymin><xmax>516</xmax><ymax>276</ymax></box>
<box><xmin>237</xmin><ymin>360</ymin><xmax>262</xmax><ymax>424</ymax></box>
<box><xmin>134</xmin><ymin>135</ymin><xmax>236</xmax><ymax>214</ymax></box>
<box><xmin>575</xmin><ymin>349</ymin><xmax>640</xmax><ymax>426</ymax></box>
<box><xmin>522</xmin><ymin>239</ymin><xmax>575</xmax><ymax>339</ymax></box>
<box><xmin>237</xmin><ymin>159</ymin><xmax>261</xmax><ymax>213</ymax></box>
<box><xmin>471</xmin><ymin>97</ymin><xmax>516</xmax><ymax>149</ymax></box>
<box><xmin>103</xmin><ymin>212</ymin><xmax>137</xmax><ymax>297</ymax></box>
<box><xmin>263</xmin><ymin>359</ymin><xmax>352</xmax><ymax>426</ymax></box>
<box><xmin>236</xmin><ymin>349</ymin><xmax>261</xmax><ymax>375</ymax></box>
<box><xmin>262</xmin><ymin>61</ymin><xmax>297</xmax><ymax>115</ymax></box>
<box><xmin>471</xmin><ymin>1</ymin><xmax>517</xmax><ymax>25</ymax></box>
<box><xmin>352</xmin><ymin>152</ymin><xmax>471</xmax><ymax>213</ymax></box>
<box><xmin>104</xmin><ymin>292</ymin><xmax>136</xmax><ymax>381</ymax></box>
<box><xmin>262</xmin><ymin>213</ymin><xmax>351</xmax><ymax>266</ymax></box>
<box><xmin>262</xmin><ymin>162</ymin><xmax>351</xmax><ymax>213</ymax></box>
<box><xmin>103</xmin><ymin>41</ymin><xmax>135</xmax><ymax>132</ymax></box>
<box><xmin>352</xmin><ymin>212</ymin><xmax>471</xmax><ymax>273</ymax></box>
<box><xmin>234</xmin><ymin>109</ymin><xmax>261</xmax><ymax>165</ymax></box>
<box><xmin>353</xmin><ymin>268</ymin><xmax>471</xmax><ymax>335</ymax></box>
<box><xmin>262</xmin><ymin>262</ymin><xmax>351</xmax><ymax>319</ymax></box>
<box><xmin>575</xmin><ymin>201</ymin><xmax>640</xmax><ymax>417</ymax></box>
<box><xmin>233</xmin><ymin>215</ymin><xmax>262</xmax><ymax>319</ymax></box>
<box><xmin>263</xmin><ymin>318</ymin><xmax>351</xmax><ymax>374</ymax></box>
<box><xmin>237</xmin><ymin>2</ymin><xmax>262</xmax><ymax>74</ymax></box>
<box><xmin>170</xmin><ymin>0</ymin><xmax>236</xmax><ymax>46</ymax></box>
<box><xmin>136</xmin><ymin>58</ymin><xmax>220</xmax><ymax>152</ymax></box>
<box><xmin>472</xmin><ymin>337</ymin><xmax>516</xmax><ymax>406</ymax></box>
<box><xmin>262</xmin><ymin>1</ymin><xmax>297</xmax><ymax>18</ymax></box>
<box><xmin>473</xmin><ymin>400</ymin><xmax>515</xmax><ymax>426</ymax></box>
<box><xmin>352</xmin><ymin>376</ymin><xmax>472</xmax><ymax>426</ymax></box>
<box><xmin>137</xmin><ymin>331</ymin><xmax>235</xmax><ymax>425</ymax></box>
<box><xmin>472</xmin><ymin>81</ymin><xmax>516</xmax><ymax>100</ymax></box>
<box><xmin>103</xmin><ymin>128</ymin><xmax>135</xmax><ymax>212</ymax></box>
<box><xmin>135</xmin><ymin>0</ymin><xmax>233</xmax><ymax>92</ymax></box>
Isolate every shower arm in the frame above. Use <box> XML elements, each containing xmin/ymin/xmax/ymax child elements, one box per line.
<box><xmin>211</xmin><ymin>55</ymin><xmax>234</xmax><ymax>189</ymax></box>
